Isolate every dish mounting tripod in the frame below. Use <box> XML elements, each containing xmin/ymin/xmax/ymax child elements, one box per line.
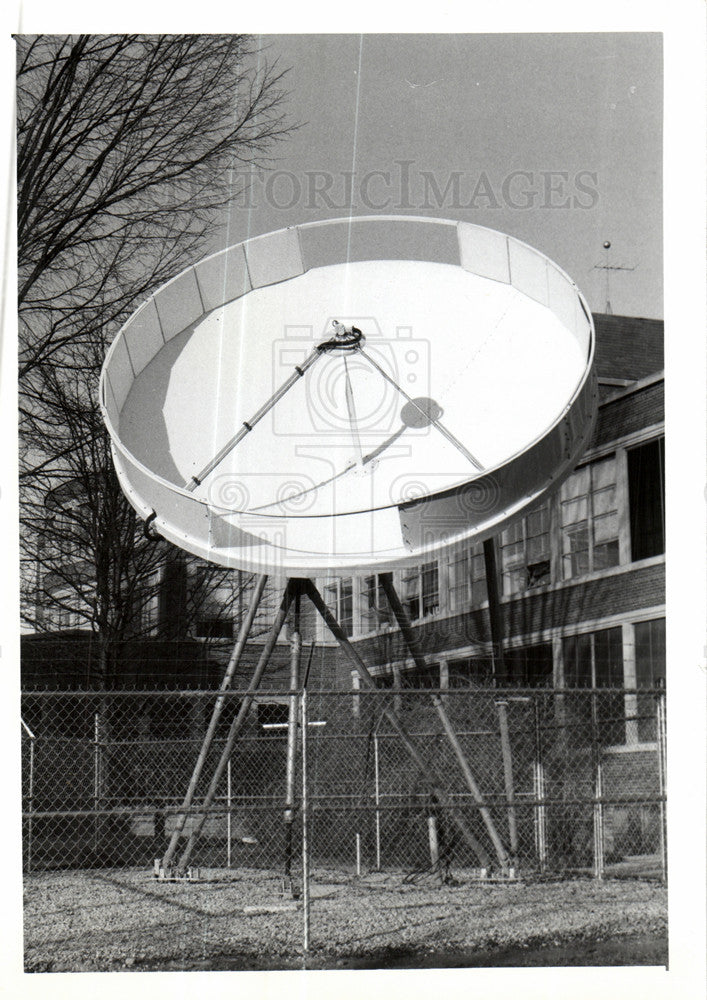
<box><xmin>159</xmin><ymin>572</ymin><xmax>511</xmax><ymax>878</ymax></box>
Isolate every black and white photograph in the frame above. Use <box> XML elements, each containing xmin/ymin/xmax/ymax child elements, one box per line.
<box><xmin>2</xmin><ymin>4</ymin><xmax>705</xmax><ymax>996</ymax></box>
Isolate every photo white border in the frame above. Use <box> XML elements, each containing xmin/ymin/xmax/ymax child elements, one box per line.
<box><xmin>1</xmin><ymin>4</ymin><xmax>704</xmax><ymax>999</ymax></box>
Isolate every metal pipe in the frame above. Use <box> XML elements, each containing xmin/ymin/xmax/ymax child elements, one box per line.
<box><xmin>373</xmin><ymin>730</ymin><xmax>381</xmax><ymax>871</ymax></box>
<box><xmin>284</xmin><ymin>619</ymin><xmax>302</xmax><ymax>877</ymax></box>
<box><xmin>93</xmin><ymin>712</ymin><xmax>100</xmax><ymax>855</ymax></box>
<box><xmin>186</xmin><ymin>350</ymin><xmax>324</xmax><ymax>490</ymax></box>
<box><xmin>590</xmin><ymin>691</ymin><xmax>604</xmax><ymax>880</ymax></box>
<box><xmin>378</xmin><ymin>572</ymin><xmax>509</xmax><ymax>872</ymax></box>
<box><xmin>303</xmin><ymin>579</ymin><xmax>492</xmax><ymax>869</ymax></box>
<box><xmin>226</xmin><ymin>758</ymin><xmax>232</xmax><ymax>869</ymax></box>
<box><xmin>27</xmin><ymin>737</ymin><xmax>35</xmax><ymax>874</ymax></box>
<box><xmin>496</xmin><ymin>700</ymin><xmax>519</xmax><ymax>863</ymax></box>
<box><xmin>301</xmin><ymin>685</ymin><xmax>310</xmax><ymax>962</ymax></box>
<box><xmin>355</xmin><ymin>832</ymin><xmax>362</xmax><ymax>877</ymax></box>
<box><xmin>162</xmin><ymin>574</ymin><xmax>268</xmax><ymax>868</ymax></box>
<box><xmin>656</xmin><ymin>692</ymin><xmax>667</xmax><ymax>883</ymax></box>
<box><xmin>593</xmin><ymin>759</ymin><xmax>605</xmax><ymax>880</ymax></box>
<box><xmin>177</xmin><ymin>581</ymin><xmax>296</xmax><ymax>870</ymax></box>
<box><xmin>427</xmin><ymin>815</ymin><xmax>439</xmax><ymax>870</ymax></box>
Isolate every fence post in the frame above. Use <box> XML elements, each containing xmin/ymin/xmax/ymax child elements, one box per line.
<box><xmin>300</xmin><ymin>687</ymin><xmax>310</xmax><ymax>964</ymax></box>
<box><xmin>533</xmin><ymin>697</ymin><xmax>547</xmax><ymax>872</ymax></box>
<box><xmin>226</xmin><ymin>757</ymin><xmax>232</xmax><ymax>869</ymax></box>
<box><xmin>496</xmin><ymin>700</ymin><xmax>519</xmax><ymax>866</ymax></box>
<box><xmin>591</xmin><ymin>694</ymin><xmax>604</xmax><ymax>880</ymax></box>
<box><xmin>28</xmin><ymin>737</ymin><xmax>35</xmax><ymax>873</ymax></box>
<box><xmin>656</xmin><ymin>691</ymin><xmax>667</xmax><ymax>883</ymax></box>
<box><xmin>373</xmin><ymin>727</ymin><xmax>381</xmax><ymax>871</ymax></box>
<box><xmin>22</xmin><ymin>720</ymin><xmax>37</xmax><ymax>874</ymax></box>
<box><xmin>93</xmin><ymin>711</ymin><xmax>101</xmax><ymax>856</ymax></box>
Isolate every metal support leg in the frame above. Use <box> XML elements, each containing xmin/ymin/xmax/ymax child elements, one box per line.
<box><xmin>161</xmin><ymin>574</ymin><xmax>268</xmax><ymax>869</ymax></box>
<box><xmin>303</xmin><ymin>579</ymin><xmax>492</xmax><ymax>870</ymax></box>
<box><xmin>496</xmin><ymin>700</ymin><xmax>519</xmax><ymax>866</ymax></box>
<box><xmin>379</xmin><ymin>572</ymin><xmax>510</xmax><ymax>873</ymax></box>
<box><xmin>176</xmin><ymin>581</ymin><xmax>296</xmax><ymax>871</ymax></box>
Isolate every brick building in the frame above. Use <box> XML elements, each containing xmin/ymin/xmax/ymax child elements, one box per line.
<box><xmin>314</xmin><ymin>312</ymin><xmax>665</xmax><ymax>748</ymax></box>
<box><xmin>23</xmin><ymin>311</ymin><xmax>664</xmax><ymax>719</ymax></box>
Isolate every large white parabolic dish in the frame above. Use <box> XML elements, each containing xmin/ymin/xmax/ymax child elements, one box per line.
<box><xmin>99</xmin><ymin>216</ymin><xmax>597</xmax><ymax>576</ymax></box>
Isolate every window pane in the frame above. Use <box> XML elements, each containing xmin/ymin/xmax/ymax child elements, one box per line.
<box><xmin>448</xmin><ymin>657</ymin><xmax>493</xmax><ymax>687</ymax></box>
<box><xmin>628</xmin><ymin>438</ymin><xmax>665</xmax><ymax>561</ymax></box>
<box><xmin>561</xmin><ymin>497</ymin><xmax>589</xmax><ymax>525</ymax></box>
<box><xmin>593</xmin><ymin>486</ymin><xmax>616</xmax><ymax>516</ymax></box>
<box><xmin>635</xmin><ymin>618</ymin><xmax>666</xmax><ymax>687</ymax></box>
<box><xmin>527</xmin><ymin>534</ymin><xmax>549</xmax><ymax>562</ymax></box>
<box><xmin>501</xmin><ymin>541</ymin><xmax>524</xmax><ymax>568</ymax></box>
<box><xmin>564</xmin><ymin>524</ymin><xmax>589</xmax><ymax>554</ymax></box>
<box><xmin>561</xmin><ymin>466</ymin><xmax>590</xmax><ymax>500</ymax></box>
<box><xmin>448</xmin><ymin>553</ymin><xmax>468</xmax><ymax>590</ymax></box>
<box><xmin>593</xmin><ymin>540</ymin><xmax>619</xmax><ymax>570</ymax></box>
<box><xmin>471</xmin><ymin>553</ymin><xmax>485</xmax><ymax>579</ymax></box>
<box><xmin>504</xmin><ymin>644</ymin><xmax>553</xmax><ymax>686</ymax></box>
<box><xmin>593</xmin><ymin>511</ymin><xmax>618</xmax><ymax>543</ymax></box>
<box><xmin>594</xmin><ymin>627</ymin><xmax>623</xmax><ymax>686</ymax></box>
<box><xmin>591</xmin><ymin>456</ymin><xmax>616</xmax><ymax>490</ymax></box>
<box><xmin>527</xmin><ymin>505</ymin><xmax>550</xmax><ymax>536</ymax></box>
<box><xmin>563</xmin><ymin>634</ymin><xmax>592</xmax><ymax>686</ymax></box>
<box><xmin>527</xmin><ymin>560</ymin><xmax>551</xmax><ymax>587</ymax></box>
<box><xmin>504</xmin><ymin>567</ymin><xmax>526</xmax><ymax>596</ymax></box>
<box><xmin>340</xmin><ymin>579</ymin><xmax>353</xmax><ymax>636</ymax></box>
<box><xmin>634</xmin><ymin>617</ymin><xmax>665</xmax><ymax>741</ymax></box>
<box><xmin>421</xmin><ymin>565</ymin><xmax>439</xmax><ymax>615</ymax></box>
<box><xmin>501</xmin><ymin>521</ymin><xmax>524</xmax><ymax>544</ymax></box>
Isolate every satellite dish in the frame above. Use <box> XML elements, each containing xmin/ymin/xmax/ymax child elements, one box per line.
<box><xmin>99</xmin><ymin>216</ymin><xmax>597</xmax><ymax>576</ymax></box>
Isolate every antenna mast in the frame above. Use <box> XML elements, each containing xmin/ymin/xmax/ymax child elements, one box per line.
<box><xmin>593</xmin><ymin>241</ymin><xmax>636</xmax><ymax>314</ymax></box>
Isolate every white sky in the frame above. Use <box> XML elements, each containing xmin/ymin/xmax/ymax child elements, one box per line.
<box><xmin>223</xmin><ymin>33</ymin><xmax>663</xmax><ymax>320</ymax></box>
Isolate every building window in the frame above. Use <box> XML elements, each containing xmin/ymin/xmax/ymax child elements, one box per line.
<box><xmin>448</xmin><ymin>544</ymin><xmax>487</xmax><ymax>610</ymax></box>
<box><xmin>448</xmin><ymin>656</ymin><xmax>493</xmax><ymax>687</ymax></box>
<box><xmin>401</xmin><ymin>562</ymin><xmax>439</xmax><ymax>621</ymax></box>
<box><xmin>560</xmin><ymin>456</ymin><xmax>619</xmax><ymax>579</ymax></box>
<box><xmin>324</xmin><ymin>578</ymin><xmax>353</xmax><ymax>637</ymax></box>
<box><xmin>501</xmin><ymin>503</ymin><xmax>551</xmax><ymax>596</ymax></box>
<box><xmin>628</xmin><ymin>438</ymin><xmax>665</xmax><ymax>561</ymax></box>
<box><xmin>195</xmin><ymin>617</ymin><xmax>233</xmax><ymax>639</ymax></box>
<box><xmin>562</xmin><ymin>628</ymin><xmax>625</xmax><ymax>745</ymax></box>
<box><xmin>635</xmin><ymin>618</ymin><xmax>666</xmax><ymax>741</ymax></box>
<box><xmin>502</xmin><ymin>643</ymin><xmax>553</xmax><ymax>687</ymax></box>
<box><xmin>360</xmin><ymin>575</ymin><xmax>392</xmax><ymax>633</ymax></box>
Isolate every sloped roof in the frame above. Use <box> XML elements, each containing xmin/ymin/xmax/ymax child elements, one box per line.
<box><xmin>592</xmin><ymin>313</ymin><xmax>664</xmax><ymax>382</ymax></box>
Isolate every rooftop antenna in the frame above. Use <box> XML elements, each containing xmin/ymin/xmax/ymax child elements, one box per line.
<box><xmin>593</xmin><ymin>241</ymin><xmax>636</xmax><ymax>314</ymax></box>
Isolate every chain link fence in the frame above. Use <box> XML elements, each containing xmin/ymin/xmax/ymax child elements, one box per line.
<box><xmin>21</xmin><ymin>686</ymin><xmax>666</xmax><ymax>968</ymax></box>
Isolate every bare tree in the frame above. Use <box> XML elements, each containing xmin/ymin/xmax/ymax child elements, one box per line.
<box><xmin>17</xmin><ymin>34</ymin><xmax>292</xmax><ymax>381</ymax></box>
<box><xmin>17</xmin><ymin>34</ymin><xmax>295</xmax><ymax>680</ymax></box>
<box><xmin>20</xmin><ymin>345</ymin><xmax>272</xmax><ymax>683</ymax></box>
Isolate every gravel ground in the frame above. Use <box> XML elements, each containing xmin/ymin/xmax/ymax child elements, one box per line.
<box><xmin>23</xmin><ymin>867</ymin><xmax>667</xmax><ymax>972</ymax></box>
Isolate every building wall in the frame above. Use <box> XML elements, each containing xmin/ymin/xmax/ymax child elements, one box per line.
<box><xmin>316</xmin><ymin>369</ymin><xmax>665</xmax><ymax>719</ymax></box>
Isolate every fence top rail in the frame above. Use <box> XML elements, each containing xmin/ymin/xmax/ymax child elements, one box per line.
<box><xmin>20</xmin><ymin>686</ymin><xmax>667</xmax><ymax>697</ymax></box>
